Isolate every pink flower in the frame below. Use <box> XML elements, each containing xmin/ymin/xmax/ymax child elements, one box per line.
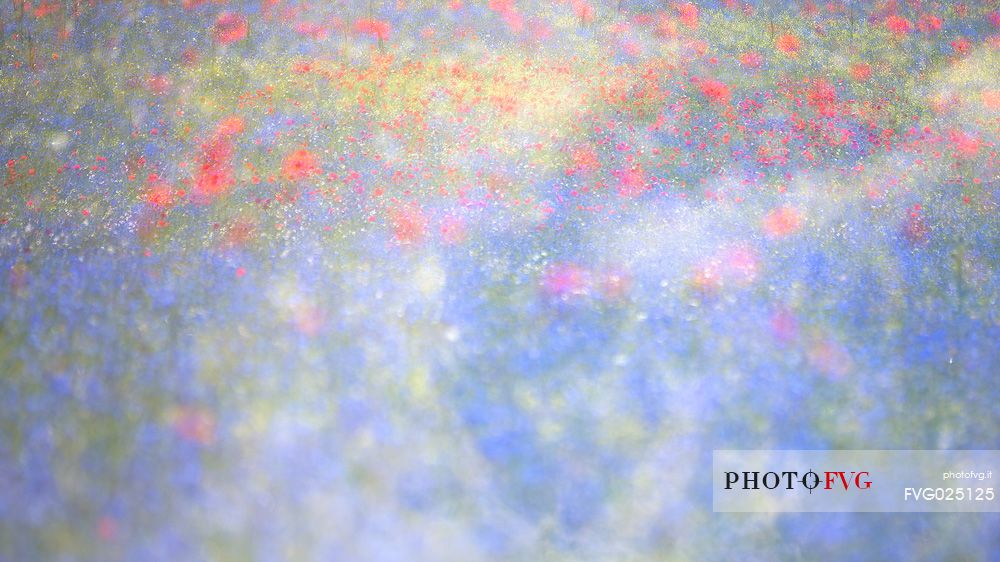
<box><xmin>571</xmin><ymin>146</ymin><xmax>600</xmax><ymax>172</ymax></box>
<box><xmin>654</xmin><ymin>13</ymin><xmax>678</xmax><ymax>38</ymax></box>
<box><xmin>389</xmin><ymin>205</ymin><xmax>427</xmax><ymax>245</ymax></box>
<box><xmin>850</xmin><ymin>62</ymin><xmax>872</xmax><ymax>82</ymax></box>
<box><xmin>97</xmin><ymin>516</ymin><xmax>119</xmax><ymax>542</ymax></box>
<box><xmin>613</xmin><ymin>167</ymin><xmax>647</xmax><ymax>197</ymax></box>
<box><xmin>542</xmin><ymin>263</ymin><xmax>588</xmax><ymax>299</ymax></box>
<box><xmin>917</xmin><ymin>14</ymin><xmax>942</xmax><ymax>34</ymax></box>
<box><xmin>281</xmin><ymin>149</ymin><xmax>320</xmax><ymax>181</ymax></box>
<box><xmin>951</xmin><ymin>37</ymin><xmax>971</xmax><ymax>56</ymax></box>
<box><xmin>885</xmin><ymin>15</ymin><xmax>911</xmax><ymax>37</ymax></box>
<box><xmin>145</xmin><ymin>175</ymin><xmax>177</xmax><ymax>208</ymax></box>
<box><xmin>488</xmin><ymin>0</ymin><xmax>515</xmax><ymax>11</ymax></box>
<box><xmin>691</xmin><ymin>245</ymin><xmax>759</xmax><ymax>292</ymax></box>
<box><xmin>988</xmin><ymin>11</ymin><xmax>1000</xmax><ymax>28</ymax></box>
<box><xmin>354</xmin><ymin>18</ymin><xmax>391</xmax><ymax>41</ymax></box>
<box><xmin>439</xmin><ymin>215</ymin><xmax>467</xmax><ymax>244</ymax></box>
<box><xmin>763</xmin><ymin>206</ymin><xmax>803</xmax><ymax>238</ymax></box>
<box><xmin>808</xmin><ymin>339</ymin><xmax>852</xmax><ymax>378</ymax></box>
<box><xmin>698</xmin><ymin>78</ymin><xmax>731</xmax><ymax>104</ymax></box>
<box><xmin>981</xmin><ymin>90</ymin><xmax>1000</xmax><ymax>109</ymax></box>
<box><xmin>214</xmin><ymin>12</ymin><xmax>248</xmax><ymax>45</ymax></box>
<box><xmin>295</xmin><ymin>21</ymin><xmax>329</xmax><ymax>40</ymax></box>
<box><xmin>502</xmin><ymin>8</ymin><xmax>524</xmax><ymax>33</ymax></box>
<box><xmin>676</xmin><ymin>2</ymin><xmax>698</xmax><ymax>28</ymax></box>
<box><xmin>194</xmin><ymin>165</ymin><xmax>235</xmax><ymax>199</ymax></box>
<box><xmin>571</xmin><ymin>0</ymin><xmax>594</xmax><ymax>23</ymax></box>
<box><xmin>146</xmin><ymin>74</ymin><xmax>171</xmax><ymax>96</ymax></box>
<box><xmin>597</xmin><ymin>269</ymin><xmax>631</xmax><ymax>300</ymax></box>
<box><xmin>806</xmin><ymin>79</ymin><xmax>837</xmax><ymax>117</ymax></box>
<box><xmin>770</xmin><ymin>307</ymin><xmax>799</xmax><ymax>343</ymax></box>
<box><xmin>739</xmin><ymin>51</ymin><xmax>763</xmax><ymax>69</ymax></box>
<box><xmin>170</xmin><ymin>406</ymin><xmax>216</xmax><ymax>446</ymax></box>
<box><xmin>215</xmin><ymin>115</ymin><xmax>245</xmax><ymax>137</ymax></box>
<box><xmin>950</xmin><ymin>130</ymin><xmax>981</xmax><ymax>158</ymax></box>
<box><xmin>775</xmin><ymin>33</ymin><xmax>801</xmax><ymax>56</ymax></box>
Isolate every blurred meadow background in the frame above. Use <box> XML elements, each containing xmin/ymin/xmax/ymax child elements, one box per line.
<box><xmin>0</xmin><ymin>0</ymin><xmax>998</xmax><ymax>560</ymax></box>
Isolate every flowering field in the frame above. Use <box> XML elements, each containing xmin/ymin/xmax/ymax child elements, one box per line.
<box><xmin>1</xmin><ymin>0</ymin><xmax>999</xmax><ymax>560</ymax></box>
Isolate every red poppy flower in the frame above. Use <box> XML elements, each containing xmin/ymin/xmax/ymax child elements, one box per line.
<box><xmin>389</xmin><ymin>205</ymin><xmax>427</xmax><ymax>245</ymax></box>
<box><xmin>215</xmin><ymin>115</ymin><xmax>245</xmax><ymax>137</ymax></box>
<box><xmin>951</xmin><ymin>37</ymin><xmax>972</xmax><ymax>56</ymax></box>
<box><xmin>281</xmin><ymin>149</ymin><xmax>320</xmax><ymax>181</ymax></box>
<box><xmin>676</xmin><ymin>2</ymin><xmax>698</xmax><ymax>28</ymax></box>
<box><xmin>214</xmin><ymin>12</ymin><xmax>248</xmax><ymax>45</ymax></box>
<box><xmin>194</xmin><ymin>165</ymin><xmax>235</xmax><ymax>197</ymax></box>
<box><xmin>698</xmin><ymin>78</ymin><xmax>731</xmax><ymax>105</ymax></box>
<box><xmin>739</xmin><ymin>51</ymin><xmax>763</xmax><ymax>69</ymax></box>
<box><xmin>763</xmin><ymin>206</ymin><xmax>803</xmax><ymax>238</ymax></box>
<box><xmin>542</xmin><ymin>263</ymin><xmax>588</xmax><ymax>299</ymax></box>
<box><xmin>776</xmin><ymin>33</ymin><xmax>801</xmax><ymax>56</ymax></box>
<box><xmin>917</xmin><ymin>14</ymin><xmax>942</xmax><ymax>33</ymax></box>
<box><xmin>354</xmin><ymin>18</ymin><xmax>391</xmax><ymax>41</ymax></box>
<box><xmin>885</xmin><ymin>15</ymin><xmax>911</xmax><ymax>36</ymax></box>
<box><xmin>850</xmin><ymin>62</ymin><xmax>872</xmax><ymax>82</ymax></box>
